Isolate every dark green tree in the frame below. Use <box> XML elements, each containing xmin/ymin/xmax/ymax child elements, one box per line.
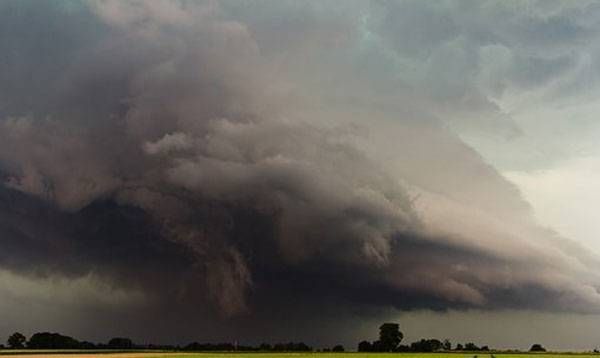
<box><xmin>530</xmin><ymin>344</ymin><xmax>546</xmax><ymax>352</ymax></box>
<box><xmin>378</xmin><ymin>323</ymin><xmax>403</xmax><ymax>352</ymax></box>
<box><xmin>332</xmin><ymin>344</ymin><xmax>344</xmax><ymax>352</ymax></box>
<box><xmin>465</xmin><ymin>342</ymin><xmax>480</xmax><ymax>351</ymax></box>
<box><xmin>27</xmin><ymin>332</ymin><xmax>79</xmax><ymax>349</ymax></box>
<box><xmin>443</xmin><ymin>339</ymin><xmax>452</xmax><ymax>351</ymax></box>
<box><xmin>259</xmin><ymin>343</ymin><xmax>272</xmax><ymax>351</ymax></box>
<box><xmin>108</xmin><ymin>337</ymin><xmax>133</xmax><ymax>349</ymax></box>
<box><xmin>357</xmin><ymin>340</ymin><xmax>372</xmax><ymax>352</ymax></box>
<box><xmin>7</xmin><ymin>332</ymin><xmax>26</xmax><ymax>349</ymax></box>
<box><xmin>410</xmin><ymin>338</ymin><xmax>443</xmax><ymax>352</ymax></box>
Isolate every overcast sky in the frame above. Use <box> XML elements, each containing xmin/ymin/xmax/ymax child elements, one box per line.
<box><xmin>2</xmin><ymin>0</ymin><xmax>600</xmax><ymax>350</ymax></box>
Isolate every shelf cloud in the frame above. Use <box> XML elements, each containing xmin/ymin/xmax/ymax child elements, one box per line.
<box><xmin>2</xmin><ymin>0</ymin><xmax>600</xmax><ymax>345</ymax></box>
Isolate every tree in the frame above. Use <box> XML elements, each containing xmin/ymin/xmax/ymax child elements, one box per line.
<box><xmin>455</xmin><ymin>343</ymin><xmax>464</xmax><ymax>351</ymax></box>
<box><xmin>410</xmin><ymin>339</ymin><xmax>443</xmax><ymax>352</ymax></box>
<box><xmin>530</xmin><ymin>344</ymin><xmax>546</xmax><ymax>352</ymax></box>
<box><xmin>332</xmin><ymin>345</ymin><xmax>344</xmax><ymax>352</ymax></box>
<box><xmin>292</xmin><ymin>342</ymin><xmax>311</xmax><ymax>352</ymax></box>
<box><xmin>7</xmin><ymin>332</ymin><xmax>26</xmax><ymax>349</ymax></box>
<box><xmin>443</xmin><ymin>339</ymin><xmax>452</xmax><ymax>351</ymax></box>
<box><xmin>378</xmin><ymin>323</ymin><xmax>403</xmax><ymax>352</ymax></box>
<box><xmin>272</xmin><ymin>342</ymin><xmax>311</xmax><ymax>352</ymax></box>
<box><xmin>465</xmin><ymin>342</ymin><xmax>480</xmax><ymax>351</ymax></box>
<box><xmin>357</xmin><ymin>340</ymin><xmax>372</xmax><ymax>352</ymax></box>
<box><xmin>108</xmin><ymin>337</ymin><xmax>133</xmax><ymax>349</ymax></box>
<box><xmin>27</xmin><ymin>332</ymin><xmax>79</xmax><ymax>349</ymax></box>
<box><xmin>79</xmin><ymin>341</ymin><xmax>97</xmax><ymax>349</ymax></box>
<box><xmin>259</xmin><ymin>343</ymin><xmax>272</xmax><ymax>351</ymax></box>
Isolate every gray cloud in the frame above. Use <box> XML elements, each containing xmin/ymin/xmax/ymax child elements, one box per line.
<box><xmin>1</xmin><ymin>0</ymin><xmax>600</xmax><ymax>346</ymax></box>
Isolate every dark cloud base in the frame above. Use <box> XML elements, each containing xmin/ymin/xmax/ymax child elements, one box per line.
<box><xmin>0</xmin><ymin>183</ymin><xmax>586</xmax><ymax>319</ymax></box>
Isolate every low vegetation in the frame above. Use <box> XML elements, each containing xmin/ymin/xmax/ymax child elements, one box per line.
<box><xmin>0</xmin><ymin>324</ymin><xmax>557</xmax><ymax>354</ymax></box>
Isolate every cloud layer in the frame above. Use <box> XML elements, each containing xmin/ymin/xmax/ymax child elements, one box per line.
<box><xmin>1</xmin><ymin>0</ymin><xmax>600</xmax><ymax>344</ymax></box>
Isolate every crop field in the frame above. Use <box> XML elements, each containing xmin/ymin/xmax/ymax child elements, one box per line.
<box><xmin>1</xmin><ymin>352</ymin><xmax>600</xmax><ymax>358</ymax></box>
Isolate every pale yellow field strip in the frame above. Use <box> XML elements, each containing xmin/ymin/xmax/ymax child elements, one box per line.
<box><xmin>0</xmin><ymin>354</ymin><xmax>192</xmax><ymax>358</ymax></box>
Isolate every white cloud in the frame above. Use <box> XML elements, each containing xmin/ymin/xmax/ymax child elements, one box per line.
<box><xmin>506</xmin><ymin>156</ymin><xmax>600</xmax><ymax>254</ymax></box>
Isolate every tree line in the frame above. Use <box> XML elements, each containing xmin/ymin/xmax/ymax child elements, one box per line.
<box><xmin>356</xmin><ymin>323</ymin><xmax>546</xmax><ymax>353</ymax></box>
<box><xmin>3</xmin><ymin>324</ymin><xmax>549</xmax><ymax>353</ymax></box>
<box><xmin>5</xmin><ymin>333</ymin><xmax>136</xmax><ymax>350</ymax></box>
<box><xmin>3</xmin><ymin>332</ymin><xmax>315</xmax><ymax>352</ymax></box>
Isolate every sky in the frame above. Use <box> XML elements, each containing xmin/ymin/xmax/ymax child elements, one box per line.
<box><xmin>2</xmin><ymin>0</ymin><xmax>600</xmax><ymax>351</ymax></box>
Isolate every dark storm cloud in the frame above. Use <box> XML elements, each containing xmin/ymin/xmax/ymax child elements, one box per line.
<box><xmin>2</xmin><ymin>0</ymin><xmax>600</xmax><ymax>343</ymax></box>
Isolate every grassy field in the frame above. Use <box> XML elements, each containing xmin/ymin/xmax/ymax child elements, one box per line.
<box><xmin>2</xmin><ymin>353</ymin><xmax>600</xmax><ymax>358</ymax></box>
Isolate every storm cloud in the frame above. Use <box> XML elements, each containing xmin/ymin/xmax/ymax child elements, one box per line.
<box><xmin>2</xmin><ymin>0</ymin><xmax>600</xmax><ymax>346</ymax></box>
